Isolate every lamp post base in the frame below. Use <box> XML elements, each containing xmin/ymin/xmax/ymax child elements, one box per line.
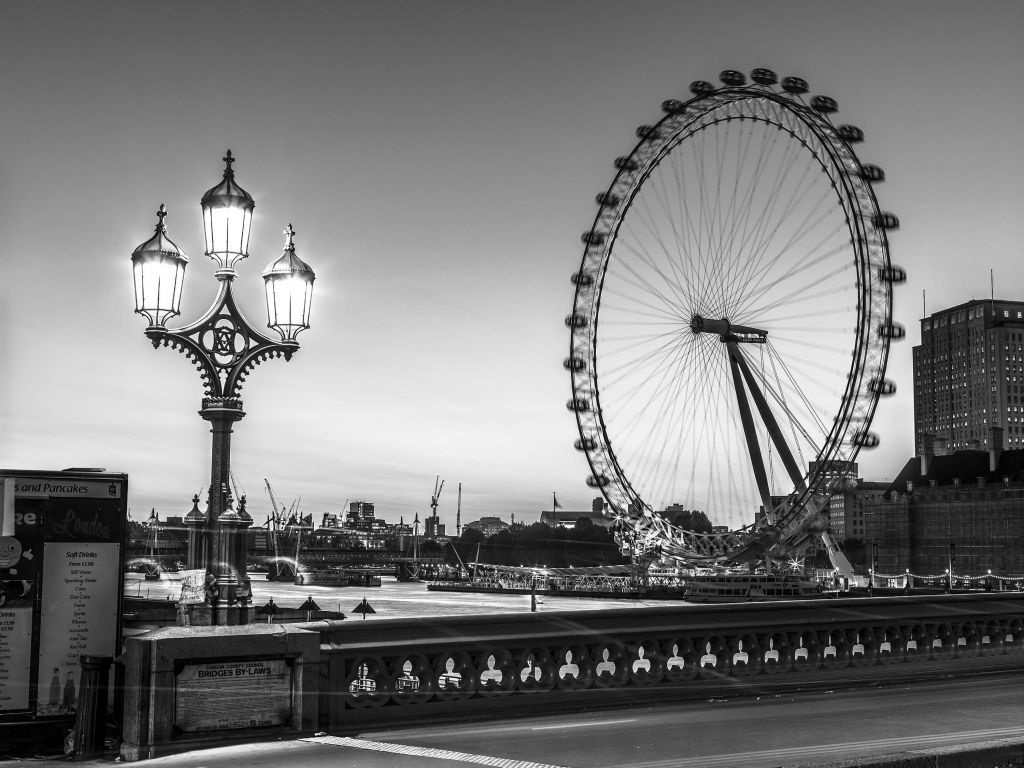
<box><xmin>212</xmin><ymin>602</ymin><xmax>254</xmax><ymax>626</ymax></box>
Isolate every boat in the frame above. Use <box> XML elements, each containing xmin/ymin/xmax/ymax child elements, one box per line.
<box><xmin>683</xmin><ymin>572</ymin><xmax>824</xmax><ymax>603</ymax></box>
<box><xmin>295</xmin><ymin>568</ymin><xmax>350</xmax><ymax>586</ymax></box>
<box><xmin>294</xmin><ymin>568</ymin><xmax>383</xmax><ymax>587</ymax></box>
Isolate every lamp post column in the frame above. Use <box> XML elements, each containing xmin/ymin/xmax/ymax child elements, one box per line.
<box><xmin>201</xmin><ymin>398</ymin><xmax>246</xmax><ymax>624</ymax></box>
<box><xmin>215</xmin><ymin>500</ymin><xmax>243</xmax><ymax>626</ymax></box>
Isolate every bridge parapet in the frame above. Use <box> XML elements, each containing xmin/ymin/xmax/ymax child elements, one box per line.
<box><xmin>118</xmin><ymin>594</ymin><xmax>1024</xmax><ymax>760</ymax></box>
<box><xmin>313</xmin><ymin>593</ymin><xmax>1024</xmax><ymax>728</ymax></box>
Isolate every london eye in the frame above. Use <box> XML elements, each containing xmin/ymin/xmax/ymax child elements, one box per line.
<box><xmin>565</xmin><ymin>68</ymin><xmax>906</xmax><ymax>566</ymax></box>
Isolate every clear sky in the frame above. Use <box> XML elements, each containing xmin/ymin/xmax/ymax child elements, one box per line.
<box><xmin>1</xmin><ymin>1</ymin><xmax>1022</xmax><ymax>530</ymax></box>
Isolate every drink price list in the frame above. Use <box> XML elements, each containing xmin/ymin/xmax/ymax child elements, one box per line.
<box><xmin>36</xmin><ymin>542</ymin><xmax>120</xmax><ymax>715</ymax></box>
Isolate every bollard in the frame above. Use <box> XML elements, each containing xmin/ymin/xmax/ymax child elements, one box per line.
<box><xmin>71</xmin><ymin>654</ymin><xmax>113</xmax><ymax>760</ymax></box>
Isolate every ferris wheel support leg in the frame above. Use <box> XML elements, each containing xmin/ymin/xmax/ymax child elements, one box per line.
<box><xmin>728</xmin><ymin>341</ymin><xmax>807</xmax><ymax>492</ymax></box>
<box><xmin>728</xmin><ymin>348</ymin><xmax>775</xmax><ymax>526</ymax></box>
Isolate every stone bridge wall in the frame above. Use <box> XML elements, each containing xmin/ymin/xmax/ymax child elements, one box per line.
<box><xmin>119</xmin><ymin>593</ymin><xmax>1024</xmax><ymax>759</ymax></box>
<box><xmin>313</xmin><ymin>593</ymin><xmax>1024</xmax><ymax>730</ymax></box>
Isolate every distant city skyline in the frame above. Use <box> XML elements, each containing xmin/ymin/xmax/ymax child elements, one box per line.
<box><xmin>2</xmin><ymin>1</ymin><xmax>1022</xmax><ymax>530</ymax></box>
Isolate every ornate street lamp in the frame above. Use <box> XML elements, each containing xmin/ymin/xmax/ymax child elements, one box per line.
<box><xmin>130</xmin><ymin>150</ymin><xmax>316</xmax><ymax>625</ymax></box>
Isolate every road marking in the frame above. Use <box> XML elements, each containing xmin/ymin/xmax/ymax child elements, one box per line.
<box><xmin>625</xmin><ymin>724</ymin><xmax>1024</xmax><ymax>768</ymax></box>
<box><xmin>306</xmin><ymin>735</ymin><xmax>572</xmax><ymax>768</ymax></box>
<box><xmin>531</xmin><ymin>719</ymin><xmax>637</xmax><ymax>731</ymax></box>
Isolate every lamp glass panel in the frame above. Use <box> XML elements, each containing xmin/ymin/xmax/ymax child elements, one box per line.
<box><xmin>265</xmin><ymin>274</ymin><xmax>313</xmax><ymax>339</ymax></box>
<box><xmin>203</xmin><ymin>205</ymin><xmax>251</xmax><ymax>265</ymax></box>
<box><xmin>134</xmin><ymin>255</ymin><xmax>184</xmax><ymax>325</ymax></box>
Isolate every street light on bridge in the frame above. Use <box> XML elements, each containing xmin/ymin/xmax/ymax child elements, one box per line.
<box><xmin>130</xmin><ymin>150</ymin><xmax>316</xmax><ymax>624</ymax></box>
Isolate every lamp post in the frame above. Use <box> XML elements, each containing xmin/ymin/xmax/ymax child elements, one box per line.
<box><xmin>131</xmin><ymin>150</ymin><xmax>315</xmax><ymax>625</ymax></box>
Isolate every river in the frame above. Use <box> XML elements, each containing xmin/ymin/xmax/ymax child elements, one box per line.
<box><xmin>123</xmin><ymin>572</ymin><xmax>697</xmax><ymax>619</ymax></box>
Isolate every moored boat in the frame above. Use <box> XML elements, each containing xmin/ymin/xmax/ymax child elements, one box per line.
<box><xmin>295</xmin><ymin>568</ymin><xmax>349</xmax><ymax>586</ymax></box>
<box><xmin>684</xmin><ymin>572</ymin><xmax>824</xmax><ymax>602</ymax></box>
<box><xmin>294</xmin><ymin>568</ymin><xmax>383</xmax><ymax>587</ymax></box>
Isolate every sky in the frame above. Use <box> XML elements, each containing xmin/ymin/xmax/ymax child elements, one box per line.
<box><xmin>1</xmin><ymin>0</ymin><xmax>1022</xmax><ymax>531</ymax></box>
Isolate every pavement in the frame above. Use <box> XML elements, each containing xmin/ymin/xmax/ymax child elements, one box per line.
<box><xmin>10</xmin><ymin>734</ymin><xmax>573</xmax><ymax>768</ymax></box>
<box><xmin>14</xmin><ymin>732</ymin><xmax>1024</xmax><ymax>768</ymax></box>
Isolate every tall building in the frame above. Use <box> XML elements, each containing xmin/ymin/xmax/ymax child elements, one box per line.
<box><xmin>914</xmin><ymin>298</ymin><xmax>1024</xmax><ymax>454</ymax></box>
<box><xmin>347</xmin><ymin>501</ymin><xmax>376</xmax><ymax>527</ymax></box>
<box><xmin>424</xmin><ymin>517</ymin><xmax>446</xmax><ymax>539</ymax></box>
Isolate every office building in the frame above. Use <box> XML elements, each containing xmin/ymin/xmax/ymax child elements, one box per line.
<box><xmin>914</xmin><ymin>298</ymin><xmax>1024</xmax><ymax>454</ymax></box>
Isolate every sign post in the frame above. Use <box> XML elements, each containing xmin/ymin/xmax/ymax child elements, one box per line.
<box><xmin>0</xmin><ymin>469</ymin><xmax>127</xmax><ymax>747</ymax></box>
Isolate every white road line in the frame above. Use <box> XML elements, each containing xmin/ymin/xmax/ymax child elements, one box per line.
<box><xmin>306</xmin><ymin>735</ymin><xmax>573</xmax><ymax>768</ymax></box>
<box><xmin>531</xmin><ymin>719</ymin><xmax>637</xmax><ymax>731</ymax></box>
<box><xmin>625</xmin><ymin>725</ymin><xmax>1024</xmax><ymax>768</ymax></box>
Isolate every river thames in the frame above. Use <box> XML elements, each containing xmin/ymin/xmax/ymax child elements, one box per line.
<box><xmin>123</xmin><ymin>572</ymin><xmax>697</xmax><ymax>619</ymax></box>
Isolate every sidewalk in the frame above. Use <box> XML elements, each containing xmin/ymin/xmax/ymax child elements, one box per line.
<box><xmin>34</xmin><ymin>735</ymin><xmax>570</xmax><ymax>768</ymax></box>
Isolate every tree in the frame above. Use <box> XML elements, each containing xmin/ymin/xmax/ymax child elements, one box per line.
<box><xmin>667</xmin><ymin>508</ymin><xmax>713</xmax><ymax>534</ymax></box>
<box><xmin>459</xmin><ymin>527</ymin><xmax>485</xmax><ymax>546</ymax></box>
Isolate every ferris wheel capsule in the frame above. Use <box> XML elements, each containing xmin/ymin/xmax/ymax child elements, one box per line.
<box><xmin>690</xmin><ymin>80</ymin><xmax>715</xmax><ymax>96</ymax></box>
<box><xmin>852</xmin><ymin>431</ymin><xmax>881</xmax><ymax>448</ymax></box>
<box><xmin>869</xmin><ymin>377</ymin><xmax>897</xmax><ymax>396</ymax></box>
<box><xmin>750</xmin><ymin>68</ymin><xmax>778</xmax><ymax>85</ymax></box>
<box><xmin>596</xmin><ymin>192</ymin><xmax>621</xmax><ymax>206</ymax></box>
<box><xmin>879</xmin><ymin>322</ymin><xmax>906</xmax><ymax>339</ymax></box>
<box><xmin>878</xmin><ymin>265</ymin><xmax>907</xmax><ymax>283</ymax></box>
<box><xmin>837</xmin><ymin>125</ymin><xmax>864</xmax><ymax>143</ymax></box>
<box><xmin>873</xmin><ymin>212</ymin><xmax>900</xmax><ymax>230</ymax></box>
<box><xmin>565</xmin><ymin>313</ymin><xmax>588</xmax><ymax>329</ymax></box>
<box><xmin>567</xmin><ymin>397</ymin><xmax>591</xmax><ymax>413</ymax></box>
<box><xmin>661</xmin><ymin>99</ymin><xmax>687</xmax><ymax>114</ymax></box>
<box><xmin>636</xmin><ymin>125</ymin><xmax>659</xmax><ymax>140</ymax></box>
<box><xmin>811</xmin><ymin>95</ymin><xmax>838</xmax><ymax>114</ymax></box>
<box><xmin>860</xmin><ymin>164</ymin><xmax>885</xmax><ymax>183</ymax></box>
<box><xmin>571</xmin><ymin>272</ymin><xmax>595</xmax><ymax>287</ymax></box>
<box><xmin>781</xmin><ymin>76</ymin><xmax>809</xmax><ymax>94</ymax></box>
<box><xmin>720</xmin><ymin>70</ymin><xmax>746</xmax><ymax>86</ymax></box>
<box><xmin>586</xmin><ymin>474</ymin><xmax>610</xmax><ymax>488</ymax></box>
<box><xmin>564</xmin><ymin>356</ymin><xmax>587</xmax><ymax>372</ymax></box>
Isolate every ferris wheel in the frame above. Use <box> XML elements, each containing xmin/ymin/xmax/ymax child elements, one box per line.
<box><xmin>565</xmin><ymin>68</ymin><xmax>906</xmax><ymax>565</ymax></box>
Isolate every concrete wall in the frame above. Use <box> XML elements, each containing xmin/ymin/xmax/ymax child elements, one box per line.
<box><xmin>120</xmin><ymin>624</ymin><xmax>319</xmax><ymax>761</ymax></box>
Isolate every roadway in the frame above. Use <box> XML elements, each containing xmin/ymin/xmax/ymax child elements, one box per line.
<box><xmin>71</xmin><ymin>670</ymin><xmax>1024</xmax><ymax>767</ymax></box>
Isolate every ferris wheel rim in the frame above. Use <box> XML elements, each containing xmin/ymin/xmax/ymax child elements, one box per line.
<box><xmin>566</xmin><ymin>71</ymin><xmax>900</xmax><ymax>564</ymax></box>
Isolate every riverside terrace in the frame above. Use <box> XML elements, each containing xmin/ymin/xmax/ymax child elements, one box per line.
<box><xmin>119</xmin><ymin>592</ymin><xmax>1024</xmax><ymax>760</ymax></box>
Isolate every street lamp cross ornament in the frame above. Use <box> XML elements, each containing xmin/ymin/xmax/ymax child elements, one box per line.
<box><xmin>130</xmin><ymin>151</ymin><xmax>317</xmax><ymax>626</ymax></box>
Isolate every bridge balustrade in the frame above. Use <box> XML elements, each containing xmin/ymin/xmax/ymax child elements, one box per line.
<box><xmin>311</xmin><ymin>593</ymin><xmax>1024</xmax><ymax>731</ymax></box>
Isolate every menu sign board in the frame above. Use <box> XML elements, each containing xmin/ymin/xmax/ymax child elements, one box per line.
<box><xmin>0</xmin><ymin>471</ymin><xmax>126</xmax><ymax>718</ymax></box>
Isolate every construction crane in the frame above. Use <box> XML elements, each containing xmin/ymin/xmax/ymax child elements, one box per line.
<box><xmin>456</xmin><ymin>483</ymin><xmax>462</xmax><ymax>538</ymax></box>
<box><xmin>263</xmin><ymin>479</ymin><xmax>286</xmax><ymax>527</ymax></box>
<box><xmin>429</xmin><ymin>476</ymin><xmax>444</xmax><ymax>538</ymax></box>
